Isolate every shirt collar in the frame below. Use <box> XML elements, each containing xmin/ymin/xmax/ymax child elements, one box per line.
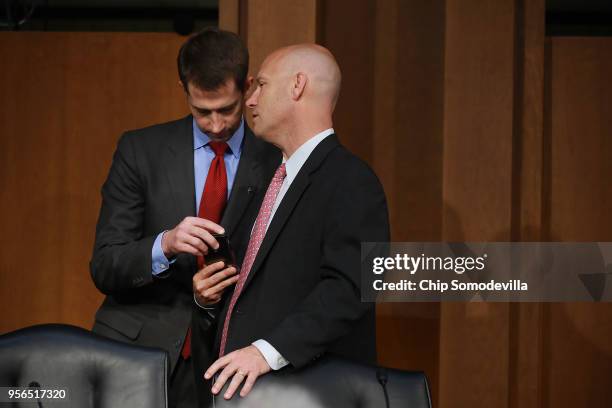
<box><xmin>193</xmin><ymin>117</ymin><xmax>244</xmax><ymax>159</ymax></box>
<box><xmin>284</xmin><ymin>128</ymin><xmax>334</xmax><ymax>184</ymax></box>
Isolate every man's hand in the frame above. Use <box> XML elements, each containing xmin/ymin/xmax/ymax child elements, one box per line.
<box><xmin>205</xmin><ymin>345</ymin><xmax>271</xmax><ymax>399</ymax></box>
<box><xmin>162</xmin><ymin>217</ymin><xmax>224</xmax><ymax>258</ymax></box>
<box><xmin>193</xmin><ymin>261</ymin><xmax>239</xmax><ymax>305</ymax></box>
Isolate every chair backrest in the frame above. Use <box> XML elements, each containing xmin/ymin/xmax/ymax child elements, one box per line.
<box><xmin>213</xmin><ymin>355</ymin><xmax>432</xmax><ymax>408</ymax></box>
<box><xmin>0</xmin><ymin>324</ymin><xmax>168</xmax><ymax>408</ymax></box>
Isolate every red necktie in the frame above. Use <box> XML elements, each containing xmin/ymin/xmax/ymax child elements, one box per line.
<box><xmin>219</xmin><ymin>163</ymin><xmax>286</xmax><ymax>357</ymax></box>
<box><xmin>182</xmin><ymin>141</ymin><xmax>229</xmax><ymax>360</ymax></box>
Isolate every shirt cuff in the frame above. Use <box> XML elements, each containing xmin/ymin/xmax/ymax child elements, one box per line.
<box><xmin>193</xmin><ymin>294</ymin><xmax>217</xmax><ymax>319</ymax></box>
<box><xmin>151</xmin><ymin>231</ymin><xmax>175</xmax><ymax>275</ymax></box>
<box><xmin>252</xmin><ymin>339</ymin><xmax>289</xmax><ymax>370</ymax></box>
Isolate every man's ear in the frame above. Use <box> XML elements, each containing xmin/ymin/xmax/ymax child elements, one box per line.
<box><xmin>292</xmin><ymin>72</ymin><xmax>307</xmax><ymax>100</ymax></box>
<box><xmin>179</xmin><ymin>80</ymin><xmax>188</xmax><ymax>94</ymax></box>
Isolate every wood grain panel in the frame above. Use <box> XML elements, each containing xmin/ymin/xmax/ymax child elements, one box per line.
<box><xmin>511</xmin><ymin>2</ymin><xmax>546</xmax><ymax>408</ymax></box>
<box><xmin>321</xmin><ymin>0</ymin><xmax>376</xmax><ymax>165</ymax></box>
<box><xmin>245</xmin><ymin>0</ymin><xmax>318</xmax><ymax>77</ymax></box>
<box><xmin>0</xmin><ymin>32</ymin><xmax>188</xmax><ymax>333</ymax></box>
<box><xmin>367</xmin><ymin>1</ymin><xmax>446</xmax><ymax>406</ymax></box>
<box><xmin>544</xmin><ymin>37</ymin><xmax>612</xmax><ymax>408</ymax></box>
<box><xmin>440</xmin><ymin>1</ymin><xmax>517</xmax><ymax>407</ymax></box>
<box><xmin>548</xmin><ymin>38</ymin><xmax>612</xmax><ymax>242</ymax></box>
<box><xmin>219</xmin><ymin>0</ymin><xmax>240</xmax><ymax>32</ymax></box>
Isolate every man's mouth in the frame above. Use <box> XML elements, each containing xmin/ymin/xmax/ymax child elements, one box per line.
<box><xmin>209</xmin><ymin>131</ymin><xmax>229</xmax><ymax>140</ymax></box>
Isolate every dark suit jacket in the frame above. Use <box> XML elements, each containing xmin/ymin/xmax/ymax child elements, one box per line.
<box><xmin>90</xmin><ymin>115</ymin><xmax>280</xmax><ymax>373</ymax></box>
<box><xmin>210</xmin><ymin>135</ymin><xmax>390</xmax><ymax>369</ymax></box>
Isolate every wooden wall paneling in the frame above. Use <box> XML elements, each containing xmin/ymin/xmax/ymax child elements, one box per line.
<box><xmin>0</xmin><ymin>34</ymin><xmax>68</xmax><ymax>332</ymax></box>
<box><xmin>321</xmin><ymin>0</ymin><xmax>376</xmax><ymax>164</ymax></box>
<box><xmin>219</xmin><ymin>0</ymin><xmax>240</xmax><ymax>33</ymax></box>
<box><xmin>245</xmin><ymin>0</ymin><xmax>318</xmax><ymax>78</ymax></box>
<box><xmin>392</xmin><ymin>0</ymin><xmax>446</xmax><ymax>243</ymax></box>
<box><xmin>544</xmin><ymin>37</ymin><xmax>612</xmax><ymax>408</ymax></box>
<box><xmin>547</xmin><ymin>38</ymin><xmax>612</xmax><ymax>242</ymax></box>
<box><xmin>516</xmin><ymin>1</ymin><xmax>546</xmax><ymax>242</ymax></box>
<box><xmin>0</xmin><ymin>32</ymin><xmax>188</xmax><ymax>333</ymax></box>
<box><xmin>510</xmin><ymin>1</ymin><xmax>546</xmax><ymax>408</ymax></box>
<box><xmin>366</xmin><ymin>1</ymin><xmax>446</xmax><ymax>406</ymax></box>
<box><xmin>371</xmin><ymin>0</ymin><xmax>399</xmax><ymax>226</ymax></box>
<box><xmin>440</xmin><ymin>0</ymin><xmax>517</xmax><ymax>407</ymax></box>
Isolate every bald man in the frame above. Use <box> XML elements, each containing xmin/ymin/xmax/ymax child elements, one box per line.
<box><xmin>193</xmin><ymin>44</ymin><xmax>389</xmax><ymax>401</ymax></box>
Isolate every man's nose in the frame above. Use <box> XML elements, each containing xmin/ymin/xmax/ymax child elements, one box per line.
<box><xmin>246</xmin><ymin>89</ymin><xmax>258</xmax><ymax>108</ymax></box>
<box><xmin>209</xmin><ymin>114</ymin><xmax>224</xmax><ymax>133</ymax></box>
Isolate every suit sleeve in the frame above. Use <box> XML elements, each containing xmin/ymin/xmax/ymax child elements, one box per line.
<box><xmin>89</xmin><ymin>132</ymin><xmax>157</xmax><ymax>295</ymax></box>
<box><xmin>264</xmin><ymin>167</ymin><xmax>390</xmax><ymax>368</ymax></box>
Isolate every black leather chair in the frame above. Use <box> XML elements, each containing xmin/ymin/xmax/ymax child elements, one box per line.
<box><xmin>212</xmin><ymin>356</ymin><xmax>432</xmax><ymax>408</ymax></box>
<box><xmin>0</xmin><ymin>324</ymin><xmax>168</xmax><ymax>408</ymax></box>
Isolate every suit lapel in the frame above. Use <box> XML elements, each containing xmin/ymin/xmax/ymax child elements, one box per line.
<box><xmin>242</xmin><ymin>135</ymin><xmax>340</xmax><ymax>291</ymax></box>
<box><xmin>221</xmin><ymin>126</ymin><xmax>262</xmax><ymax>235</ymax></box>
<box><xmin>162</xmin><ymin>115</ymin><xmax>196</xmax><ymax>219</ymax></box>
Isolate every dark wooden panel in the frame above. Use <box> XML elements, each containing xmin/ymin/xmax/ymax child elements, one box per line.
<box><xmin>321</xmin><ymin>0</ymin><xmax>376</xmax><ymax>165</ymax></box>
<box><xmin>366</xmin><ymin>1</ymin><xmax>446</xmax><ymax>406</ymax></box>
<box><xmin>246</xmin><ymin>0</ymin><xmax>317</xmax><ymax>77</ymax></box>
<box><xmin>0</xmin><ymin>32</ymin><xmax>188</xmax><ymax>333</ymax></box>
<box><xmin>512</xmin><ymin>1</ymin><xmax>547</xmax><ymax>408</ymax></box>
<box><xmin>219</xmin><ymin>0</ymin><xmax>240</xmax><ymax>32</ymax></box>
<box><xmin>543</xmin><ymin>37</ymin><xmax>612</xmax><ymax>408</ymax></box>
<box><xmin>440</xmin><ymin>0</ymin><xmax>517</xmax><ymax>407</ymax></box>
<box><xmin>547</xmin><ymin>38</ymin><xmax>612</xmax><ymax>242</ymax></box>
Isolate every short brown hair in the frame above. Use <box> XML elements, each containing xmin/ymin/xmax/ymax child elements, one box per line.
<box><xmin>177</xmin><ymin>27</ymin><xmax>249</xmax><ymax>93</ymax></box>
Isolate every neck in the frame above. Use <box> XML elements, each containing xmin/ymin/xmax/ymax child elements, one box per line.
<box><xmin>280</xmin><ymin>116</ymin><xmax>332</xmax><ymax>159</ymax></box>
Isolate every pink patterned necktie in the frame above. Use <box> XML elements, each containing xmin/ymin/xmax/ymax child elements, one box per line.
<box><xmin>219</xmin><ymin>163</ymin><xmax>287</xmax><ymax>357</ymax></box>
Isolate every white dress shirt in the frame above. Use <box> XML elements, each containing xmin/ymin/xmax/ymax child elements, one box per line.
<box><xmin>253</xmin><ymin>128</ymin><xmax>335</xmax><ymax>370</ymax></box>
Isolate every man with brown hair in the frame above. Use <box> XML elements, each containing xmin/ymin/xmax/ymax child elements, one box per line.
<box><xmin>90</xmin><ymin>28</ymin><xmax>279</xmax><ymax>407</ymax></box>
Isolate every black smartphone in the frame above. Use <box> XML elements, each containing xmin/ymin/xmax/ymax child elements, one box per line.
<box><xmin>206</xmin><ymin>233</ymin><xmax>236</xmax><ymax>266</ymax></box>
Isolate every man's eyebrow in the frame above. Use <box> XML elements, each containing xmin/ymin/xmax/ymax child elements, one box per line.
<box><xmin>192</xmin><ymin>100</ymin><xmax>238</xmax><ymax>112</ymax></box>
<box><xmin>220</xmin><ymin>100</ymin><xmax>239</xmax><ymax>110</ymax></box>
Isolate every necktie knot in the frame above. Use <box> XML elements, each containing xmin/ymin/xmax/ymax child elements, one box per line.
<box><xmin>274</xmin><ymin>163</ymin><xmax>287</xmax><ymax>180</ymax></box>
<box><xmin>209</xmin><ymin>141</ymin><xmax>229</xmax><ymax>157</ymax></box>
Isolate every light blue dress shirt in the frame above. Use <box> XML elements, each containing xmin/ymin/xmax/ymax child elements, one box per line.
<box><xmin>151</xmin><ymin>118</ymin><xmax>245</xmax><ymax>274</ymax></box>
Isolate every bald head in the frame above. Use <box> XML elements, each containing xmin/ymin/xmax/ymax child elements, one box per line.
<box><xmin>264</xmin><ymin>44</ymin><xmax>342</xmax><ymax>109</ymax></box>
<box><xmin>246</xmin><ymin>44</ymin><xmax>341</xmax><ymax>156</ymax></box>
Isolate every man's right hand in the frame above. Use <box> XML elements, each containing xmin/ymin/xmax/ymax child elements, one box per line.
<box><xmin>193</xmin><ymin>261</ymin><xmax>239</xmax><ymax>305</ymax></box>
<box><xmin>161</xmin><ymin>217</ymin><xmax>225</xmax><ymax>259</ymax></box>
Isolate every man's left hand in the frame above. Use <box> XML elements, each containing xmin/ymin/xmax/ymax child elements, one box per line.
<box><xmin>204</xmin><ymin>345</ymin><xmax>271</xmax><ymax>399</ymax></box>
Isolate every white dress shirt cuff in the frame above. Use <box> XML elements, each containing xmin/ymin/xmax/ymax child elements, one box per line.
<box><xmin>193</xmin><ymin>294</ymin><xmax>216</xmax><ymax>319</ymax></box>
<box><xmin>252</xmin><ymin>339</ymin><xmax>289</xmax><ymax>370</ymax></box>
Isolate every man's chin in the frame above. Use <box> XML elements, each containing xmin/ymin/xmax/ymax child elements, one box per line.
<box><xmin>208</xmin><ymin>132</ymin><xmax>232</xmax><ymax>142</ymax></box>
<box><xmin>250</xmin><ymin>125</ymin><xmax>265</xmax><ymax>138</ymax></box>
